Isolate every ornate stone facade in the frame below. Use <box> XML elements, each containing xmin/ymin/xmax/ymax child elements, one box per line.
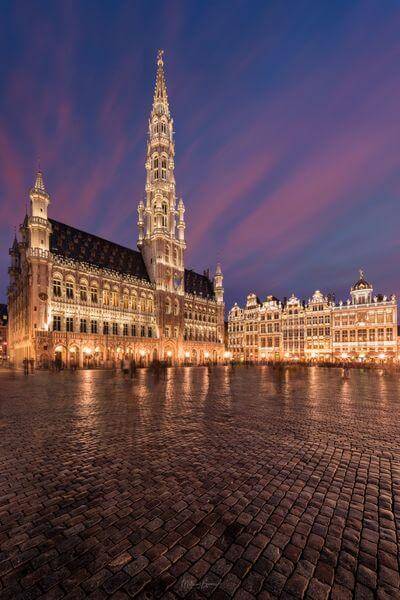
<box><xmin>228</xmin><ymin>272</ymin><xmax>397</xmax><ymax>362</ymax></box>
<box><xmin>8</xmin><ymin>52</ymin><xmax>225</xmax><ymax>368</ymax></box>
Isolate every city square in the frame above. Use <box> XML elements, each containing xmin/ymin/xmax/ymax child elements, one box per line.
<box><xmin>1</xmin><ymin>1</ymin><xmax>400</xmax><ymax>598</ymax></box>
<box><xmin>1</xmin><ymin>365</ymin><xmax>399</xmax><ymax>598</ymax></box>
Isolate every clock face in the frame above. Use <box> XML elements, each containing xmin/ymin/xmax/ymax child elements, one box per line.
<box><xmin>173</xmin><ymin>274</ymin><xmax>182</xmax><ymax>290</ymax></box>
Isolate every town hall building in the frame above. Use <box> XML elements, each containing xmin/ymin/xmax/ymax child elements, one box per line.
<box><xmin>7</xmin><ymin>51</ymin><xmax>225</xmax><ymax>368</ymax></box>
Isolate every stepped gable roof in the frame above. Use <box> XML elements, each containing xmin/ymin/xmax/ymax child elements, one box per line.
<box><xmin>184</xmin><ymin>269</ymin><xmax>214</xmax><ymax>299</ymax></box>
<box><xmin>49</xmin><ymin>219</ymin><xmax>150</xmax><ymax>281</ymax></box>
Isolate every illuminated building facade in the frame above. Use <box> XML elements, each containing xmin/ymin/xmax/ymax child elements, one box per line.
<box><xmin>332</xmin><ymin>271</ymin><xmax>397</xmax><ymax>362</ymax></box>
<box><xmin>7</xmin><ymin>52</ymin><xmax>225</xmax><ymax>368</ymax></box>
<box><xmin>0</xmin><ymin>304</ymin><xmax>7</xmax><ymax>363</ymax></box>
<box><xmin>228</xmin><ymin>271</ymin><xmax>397</xmax><ymax>362</ymax></box>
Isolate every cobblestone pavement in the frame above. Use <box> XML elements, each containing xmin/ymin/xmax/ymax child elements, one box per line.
<box><xmin>1</xmin><ymin>366</ymin><xmax>400</xmax><ymax>599</ymax></box>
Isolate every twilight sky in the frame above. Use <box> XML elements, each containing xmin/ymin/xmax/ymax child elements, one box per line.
<box><xmin>1</xmin><ymin>0</ymin><xmax>400</xmax><ymax>308</ymax></box>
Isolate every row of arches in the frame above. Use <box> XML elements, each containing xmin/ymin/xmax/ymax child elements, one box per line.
<box><xmin>38</xmin><ymin>344</ymin><xmax>222</xmax><ymax>369</ymax></box>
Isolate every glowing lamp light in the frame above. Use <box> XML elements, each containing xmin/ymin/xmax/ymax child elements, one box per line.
<box><xmin>95</xmin><ymin>346</ymin><xmax>100</xmax><ymax>353</ymax></box>
<box><xmin>69</xmin><ymin>347</ymin><xmax>76</xmax><ymax>353</ymax></box>
<box><xmin>261</xmin><ymin>353</ymin><xmax>266</xmax><ymax>359</ymax></box>
<box><xmin>184</xmin><ymin>351</ymin><xmax>190</xmax><ymax>358</ymax></box>
<box><xmin>204</xmin><ymin>351</ymin><xmax>209</xmax><ymax>358</ymax></box>
<box><xmin>55</xmin><ymin>345</ymin><xmax>63</xmax><ymax>352</ymax></box>
<box><xmin>83</xmin><ymin>347</ymin><xmax>92</xmax><ymax>355</ymax></box>
<box><xmin>341</xmin><ymin>352</ymin><xmax>348</xmax><ymax>359</ymax></box>
<box><xmin>223</xmin><ymin>351</ymin><xmax>231</xmax><ymax>359</ymax></box>
<box><xmin>378</xmin><ymin>353</ymin><xmax>386</xmax><ymax>360</ymax></box>
<box><xmin>167</xmin><ymin>350</ymin><xmax>172</xmax><ymax>357</ymax></box>
<box><xmin>139</xmin><ymin>349</ymin><xmax>146</xmax><ymax>357</ymax></box>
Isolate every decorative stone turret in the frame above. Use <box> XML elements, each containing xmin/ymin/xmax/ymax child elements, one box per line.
<box><xmin>214</xmin><ymin>263</ymin><xmax>224</xmax><ymax>304</ymax></box>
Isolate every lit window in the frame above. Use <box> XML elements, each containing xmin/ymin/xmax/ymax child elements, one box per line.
<box><xmin>161</xmin><ymin>202</ymin><xmax>168</xmax><ymax>228</ymax></box>
<box><xmin>53</xmin><ymin>279</ymin><xmax>62</xmax><ymax>297</ymax></box>
<box><xmin>161</xmin><ymin>157</ymin><xmax>167</xmax><ymax>180</ymax></box>
<box><xmin>91</xmin><ymin>286</ymin><xmax>98</xmax><ymax>303</ymax></box>
<box><xmin>80</xmin><ymin>285</ymin><xmax>87</xmax><ymax>302</ymax></box>
<box><xmin>53</xmin><ymin>316</ymin><xmax>61</xmax><ymax>331</ymax></box>
<box><xmin>153</xmin><ymin>155</ymin><xmax>159</xmax><ymax>180</ymax></box>
<box><xmin>66</xmin><ymin>281</ymin><xmax>74</xmax><ymax>299</ymax></box>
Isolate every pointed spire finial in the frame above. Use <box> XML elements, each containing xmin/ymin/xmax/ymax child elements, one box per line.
<box><xmin>359</xmin><ymin>268</ymin><xmax>364</xmax><ymax>280</ymax></box>
<box><xmin>152</xmin><ymin>49</ymin><xmax>170</xmax><ymax>117</ymax></box>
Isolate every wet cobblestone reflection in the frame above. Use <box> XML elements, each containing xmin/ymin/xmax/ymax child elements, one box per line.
<box><xmin>1</xmin><ymin>366</ymin><xmax>400</xmax><ymax>598</ymax></box>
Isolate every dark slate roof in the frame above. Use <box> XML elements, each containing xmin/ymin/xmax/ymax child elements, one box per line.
<box><xmin>184</xmin><ymin>269</ymin><xmax>214</xmax><ymax>299</ymax></box>
<box><xmin>49</xmin><ymin>219</ymin><xmax>150</xmax><ymax>281</ymax></box>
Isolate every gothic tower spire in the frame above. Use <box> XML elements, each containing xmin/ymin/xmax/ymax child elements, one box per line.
<box><xmin>138</xmin><ymin>51</ymin><xmax>185</xmax><ymax>294</ymax></box>
<box><xmin>152</xmin><ymin>49</ymin><xmax>170</xmax><ymax>118</ymax></box>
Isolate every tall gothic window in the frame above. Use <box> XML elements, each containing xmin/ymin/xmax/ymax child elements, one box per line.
<box><xmin>153</xmin><ymin>155</ymin><xmax>159</xmax><ymax>180</ymax></box>
<box><xmin>80</xmin><ymin>284</ymin><xmax>87</xmax><ymax>302</ymax></box>
<box><xmin>53</xmin><ymin>279</ymin><xmax>62</xmax><ymax>297</ymax></box>
<box><xmin>91</xmin><ymin>286</ymin><xmax>98</xmax><ymax>303</ymax></box>
<box><xmin>161</xmin><ymin>157</ymin><xmax>167</xmax><ymax>180</ymax></box>
<box><xmin>66</xmin><ymin>281</ymin><xmax>74</xmax><ymax>299</ymax></box>
<box><xmin>161</xmin><ymin>202</ymin><xmax>168</xmax><ymax>228</ymax></box>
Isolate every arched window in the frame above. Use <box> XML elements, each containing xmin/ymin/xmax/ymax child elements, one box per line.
<box><xmin>161</xmin><ymin>202</ymin><xmax>168</xmax><ymax>228</ymax></box>
<box><xmin>153</xmin><ymin>155</ymin><xmax>159</xmax><ymax>180</ymax></box>
<box><xmin>103</xmin><ymin>288</ymin><xmax>110</xmax><ymax>306</ymax></box>
<box><xmin>161</xmin><ymin>121</ymin><xmax>167</xmax><ymax>134</ymax></box>
<box><xmin>165</xmin><ymin>244</ymin><xmax>170</xmax><ymax>263</ymax></box>
<box><xmin>147</xmin><ymin>296</ymin><xmax>154</xmax><ymax>313</ymax></box>
<box><xmin>80</xmin><ymin>282</ymin><xmax>88</xmax><ymax>302</ymax></box>
<box><xmin>173</xmin><ymin>247</ymin><xmax>178</xmax><ymax>266</ymax></box>
<box><xmin>165</xmin><ymin>297</ymin><xmax>171</xmax><ymax>314</ymax></box>
<box><xmin>161</xmin><ymin>157</ymin><xmax>167</xmax><ymax>180</ymax></box>
<box><xmin>174</xmin><ymin>300</ymin><xmax>179</xmax><ymax>316</ymax></box>
<box><xmin>53</xmin><ymin>277</ymin><xmax>62</xmax><ymax>298</ymax></box>
<box><xmin>66</xmin><ymin>280</ymin><xmax>74</xmax><ymax>300</ymax></box>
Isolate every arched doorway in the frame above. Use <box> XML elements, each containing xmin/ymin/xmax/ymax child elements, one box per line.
<box><xmin>68</xmin><ymin>345</ymin><xmax>79</xmax><ymax>369</ymax></box>
<box><xmin>165</xmin><ymin>347</ymin><xmax>174</xmax><ymax>366</ymax></box>
<box><xmin>192</xmin><ymin>349</ymin><xmax>198</xmax><ymax>366</ymax></box>
<box><xmin>54</xmin><ymin>345</ymin><xmax>66</xmax><ymax>370</ymax></box>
